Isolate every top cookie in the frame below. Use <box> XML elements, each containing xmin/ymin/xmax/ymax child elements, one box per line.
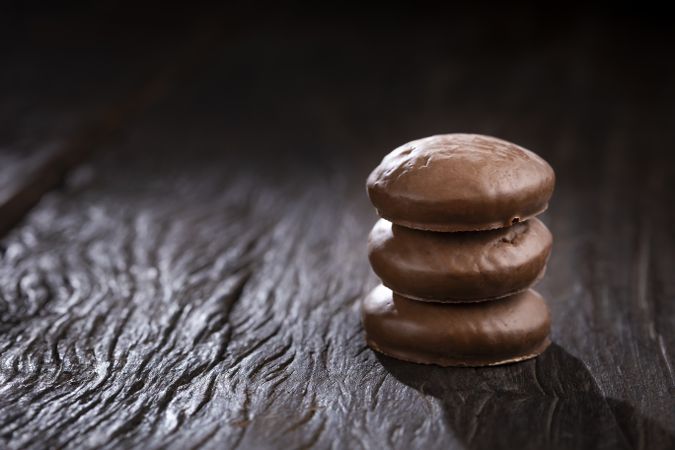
<box><xmin>366</xmin><ymin>134</ymin><xmax>555</xmax><ymax>231</ymax></box>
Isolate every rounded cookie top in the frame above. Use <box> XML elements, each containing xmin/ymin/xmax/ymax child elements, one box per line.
<box><xmin>361</xmin><ymin>285</ymin><xmax>551</xmax><ymax>367</ymax></box>
<box><xmin>368</xmin><ymin>217</ymin><xmax>552</xmax><ymax>302</ymax></box>
<box><xmin>366</xmin><ymin>134</ymin><xmax>555</xmax><ymax>231</ymax></box>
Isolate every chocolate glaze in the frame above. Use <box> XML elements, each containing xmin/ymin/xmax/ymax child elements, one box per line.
<box><xmin>368</xmin><ymin>217</ymin><xmax>552</xmax><ymax>302</ymax></box>
<box><xmin>362</xmin><ymin>285</ymin><xmax>551</xmax><ymax>367</ymax></box>
<box><xmin>366</xmin><ymin>134</ymin><xmax>555</xmax><ymax>232</ymax></box>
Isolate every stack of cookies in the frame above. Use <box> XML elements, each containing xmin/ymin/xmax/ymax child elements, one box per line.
<box><xmin>363</xmin><ymin>134</ymin><xmax>555</xmax><ymax>366</ymax></box>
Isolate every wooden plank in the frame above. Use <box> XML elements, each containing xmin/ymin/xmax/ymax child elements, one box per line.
<box><xmin>0</xmin><ymin>2</ymin><xmax>226</xmax><ymax>236</ymax></box>
<box><xmin>0</xmin><ymin>10</ymin><xmax>673</xmax><ymax>450</ymax></box>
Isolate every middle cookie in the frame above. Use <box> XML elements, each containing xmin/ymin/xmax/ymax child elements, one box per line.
<box><xmin>368</xmin><ymin>217</ymin><xmax>552</xmax><ymax>302</ymax></box>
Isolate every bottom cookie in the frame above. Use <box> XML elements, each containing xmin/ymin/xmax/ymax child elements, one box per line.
<box><xmin>361</xmin><ymin>285</ymin><xmax>551</xmax><ymax>367</ymax></box>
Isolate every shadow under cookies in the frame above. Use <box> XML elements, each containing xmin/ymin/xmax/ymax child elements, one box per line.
<box><xmin>377</xmin><ymin>343</ymin><xmax>674</xmax><ymax>450</ymax></box>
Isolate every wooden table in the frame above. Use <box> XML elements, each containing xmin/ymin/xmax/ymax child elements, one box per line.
<box><xmin>1</xmin><ymin>5</ymin><xmax>673</xmax><ymax>449</ymax></box>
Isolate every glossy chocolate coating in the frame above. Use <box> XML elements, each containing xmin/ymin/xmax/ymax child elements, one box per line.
<box><xmin>362</xmin><ymin>285</ymin><xmax>551</xmax><ymax>366</ymax></box>
<box><xmin>366</xmin><ymin>134</ymin><xmax>555</xmax><ymax>232</ymax></box>
<box><xmin>368</xmin><ymin>217</ymin><xmax>552</xmax><ymax>302</ymax></box>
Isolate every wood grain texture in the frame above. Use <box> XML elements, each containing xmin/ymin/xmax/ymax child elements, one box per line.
<box><xmin>0</xmin><ymin>7</ymin><xmax>674</xmax><ymax>450</ymax></box>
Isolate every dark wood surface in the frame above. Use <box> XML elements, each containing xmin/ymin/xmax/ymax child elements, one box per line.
<box><xmin>1</xmin><ymin>5</ymin><xmax>674</xmax><ymax>449</ymax></box>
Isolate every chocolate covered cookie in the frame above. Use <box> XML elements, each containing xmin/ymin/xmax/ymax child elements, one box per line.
<box><xmin>368</xmin><ymin>217</ymin><xmax>552</xmax><ymax>302</ymax></box>
<box><xmin>366</xmin><ymin>134</ymin><xmax>555</xmax><ymax>232</ymax></box>
<box><xmin>362</xmin><ymin>285</ymin><xmax>551</xmax><ymax>367</ymax></box>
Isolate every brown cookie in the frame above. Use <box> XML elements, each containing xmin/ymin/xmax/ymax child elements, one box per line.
<box><xmin>366</xmin><ymin>134</ymin><xmax>555</xmax><ymax>231</ymax></box>
<box><xmin>368</xmin><ymin>217</ymin><xmax>552</xmax><ymax>302</ymax></box>
<box><xmin>361</xmin><ymin>285</ymin><xmax>551</xmax><ymax>367</ymax></box>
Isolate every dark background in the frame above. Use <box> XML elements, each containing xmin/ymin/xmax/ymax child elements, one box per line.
<box><xmin>0</xmin><ymin>2</ymin><xmax>674</xmax><ymax>449</ymax></box>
